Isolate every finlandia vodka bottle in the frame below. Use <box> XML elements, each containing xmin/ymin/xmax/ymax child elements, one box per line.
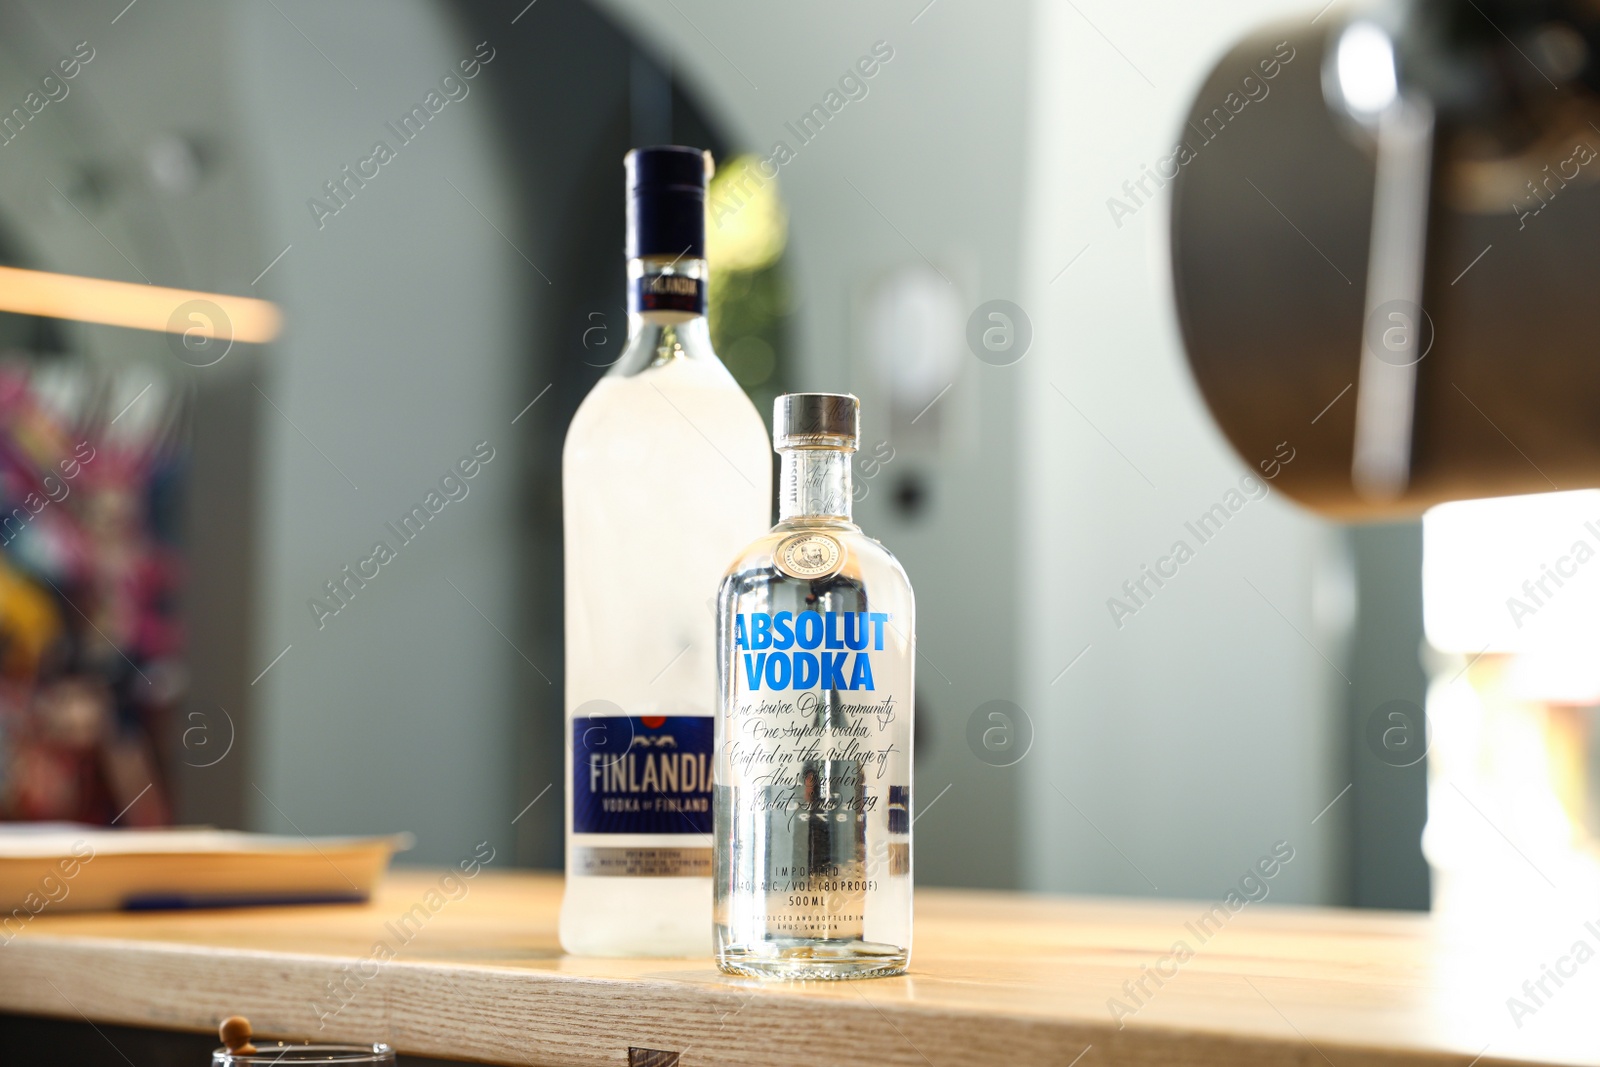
<box><xmin>715</xmin><ymin>393</ymin><xmax>914</xmax><ymax>978</ymax></box>
<box><xmin>560</xmin><ymin>146</ymin><xmax>771</xmax><ymax>957</ymax></box>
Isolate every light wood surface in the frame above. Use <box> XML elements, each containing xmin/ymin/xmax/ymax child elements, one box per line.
<box><xmin>1</xmin><ymin>870</ymin><xmax>1593</xmax><ymax>1066</ymax></box>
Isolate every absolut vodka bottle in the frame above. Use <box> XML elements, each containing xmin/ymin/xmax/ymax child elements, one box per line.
<box><xmin>560</xmin><ymin>146</ymin><xmax>771</xmax><ymax>957</ymax></box>
<box><xmin>714</xmin><ymin>394</ymin><xmax>915</xmax><ymax>978</ymax></box>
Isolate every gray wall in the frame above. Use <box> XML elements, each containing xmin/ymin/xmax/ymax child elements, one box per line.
<box><xmin>229</xmin><ymin>1</ymin><xmax>523</xmax><ymax>863</ymax></box>
<box><xmin>1011</xmin><ymin>0</ymin><xmax>1350</xmax><ymax>908</ymax></box>
<box><xmin>1018</xmin><ymin>0</ymin><xmax>1348</xmax><ymax>902</ymax></box>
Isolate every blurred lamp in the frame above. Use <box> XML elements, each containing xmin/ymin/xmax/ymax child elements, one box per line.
<box><xmin>1335</xmin><ymin>21</ymin><xmax>1399</xmax><ymax>115</ymax></box>
<box><xmin>0</xmin><ymin>265</ymin><xmax>281</xmax><ymax>344</ymax></box>
<box><xmin>1170</xmin><ymin>0</ymin><xmax>1600</xmax><ymax>517</ymax></box>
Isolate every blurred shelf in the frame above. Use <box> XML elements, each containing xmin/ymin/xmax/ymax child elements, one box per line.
<box><xmin>0</xmin><ymin>869</ymin><xmax>1585</xmax><ymax>1066</ymax></box>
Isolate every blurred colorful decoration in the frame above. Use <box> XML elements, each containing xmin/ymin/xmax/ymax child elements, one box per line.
<box><xmin>0</xmin><ymin>358</ymin><xmax>185</xmax><ymax>828</ymax></box>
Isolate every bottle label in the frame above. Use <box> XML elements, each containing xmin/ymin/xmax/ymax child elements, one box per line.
<box><xmin>571</xmin><ymin>715</ymin><xmax>713</xmax><ymax>834</ymax></box>
<box><xmin>721</xmin><ymin>607</ymin><xmax>913</xmax><ymax>939</ymax></box>
<box><xmin>571</xmin><ymin>846</ymin><xmax>712</xmax><ymax>877</ymax></box>
<box><xmin>629</xmin><ymin>273</ymin><xmax>706</xmax><ymax>315</ymax></box>
<box><xmin>732</xmin><ymin>610</ymin><xmax>891</xmax><ymax>692</ymax></box>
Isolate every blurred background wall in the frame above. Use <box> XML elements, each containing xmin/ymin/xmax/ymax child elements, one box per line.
<box><xmin>1019</xmin><ymin>0</ymin><xmax>1347</xmax><ymax>905</ymax></box>
<box><xmin>0</xmin><ymin>0</ymin><xmax>1435</xmax><ymax>910</ymax></box>
<box><xmin>229</xmin><ymin>1</ymin><xmax>524</xmax><ymax>868</ymax></box>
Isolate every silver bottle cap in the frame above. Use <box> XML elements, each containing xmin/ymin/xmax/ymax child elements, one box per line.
<box><xmin>773</xmin><ymin>393</ymin><xmax>859</xmax><ymax>451</ymax></box>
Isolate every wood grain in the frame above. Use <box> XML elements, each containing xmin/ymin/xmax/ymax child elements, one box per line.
<box><xmin>0</xmin><ymin>870</ymin><xmax>1591</xmax><ymax>1067</ymax></box>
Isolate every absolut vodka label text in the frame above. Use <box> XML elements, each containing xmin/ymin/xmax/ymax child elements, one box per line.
<box><xmin>733</xmin><ymin>610</ymin><xmax>890</xmax><ymax>692</ymax></box>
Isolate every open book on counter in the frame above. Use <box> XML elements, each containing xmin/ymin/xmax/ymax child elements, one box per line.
<box><xmin>0</xmin><ymin>824</ymin><xmax>409</xmax><ymax>914</ymax></box>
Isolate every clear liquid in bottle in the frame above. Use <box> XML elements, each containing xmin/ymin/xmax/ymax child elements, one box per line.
<box><xmin>714</xmin><ymin>393</ymin><xmax>914</xmax><ymax>978</ymax></box>
<box><xmin>560</xmin><ymin>147</ymin><xmax>770</xmax><ymax>957</ymax></box>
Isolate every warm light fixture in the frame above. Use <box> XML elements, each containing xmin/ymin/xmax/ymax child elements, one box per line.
<box><xmin>0</xmin><ymin>264</ymin><xmax>282</xmax><ymax>344</ymax></box>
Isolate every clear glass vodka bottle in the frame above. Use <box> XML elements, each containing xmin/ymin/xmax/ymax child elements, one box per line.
<box><xmin>560</xmin><ymin>147</ymin><xmax>771</xmax><ymax>957</ymax></box>
<box><xmin>714</xmin><ymin>393</ymin><xmax>915</xmax><ymax>978</ymax></box>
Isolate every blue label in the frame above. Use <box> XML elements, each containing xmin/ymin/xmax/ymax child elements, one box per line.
<box><xmin>572</xmin><ymin>715</ymin><xmax>712</xmax><ymax>834</ymax></box>
<box><xmin>733</xmin><ymin>611</ymin><xmax>888</xmax><ymax>691</ymax></box>
<box><xmin>888</xmin><ymin>784</ymin><xmax>910</xmax><ymax>834</ymax></box>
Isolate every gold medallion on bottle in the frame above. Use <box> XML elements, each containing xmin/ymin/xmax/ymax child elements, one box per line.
<box><xmin>774</xmin><ymin>532</ymin><xmax>844</xmax><ymax>579</ymax></box>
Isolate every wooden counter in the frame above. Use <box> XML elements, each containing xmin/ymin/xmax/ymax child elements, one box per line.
<box><xmin>0</xmin><ymin>870</ymin><xmax>1593</xmax><ymax>1066</ymax></box>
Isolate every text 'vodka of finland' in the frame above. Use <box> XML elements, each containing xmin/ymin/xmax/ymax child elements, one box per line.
<box><xmin>560</xmin><ymin>146</ymin><xmax>771</xmax><ymax>957</ymax></box>
<box><xmin>715</xmin><ymin>393</ymin><xmax>914</xmax><ymax>978</ymax></box>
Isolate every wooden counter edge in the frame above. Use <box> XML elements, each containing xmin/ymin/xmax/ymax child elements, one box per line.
<box><xmin>0</xmin><ymin>931</ymin><xmax>1543</xmax><ymax>1067</ymax></box>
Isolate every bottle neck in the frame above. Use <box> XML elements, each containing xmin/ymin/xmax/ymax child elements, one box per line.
<box><xmin>614</xmin><ymin>257</ymin><xmax>715</xmax><ymax>377</ymax></box>
<box><xmin>779</xmin><ymin>448</ymin><xmax>854</xmax><ymax>524</ymax></box>
<box><xmin>627</xmin><ymin>256</ymin><xmax>707</xmax><ymax>328</ymax></box>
